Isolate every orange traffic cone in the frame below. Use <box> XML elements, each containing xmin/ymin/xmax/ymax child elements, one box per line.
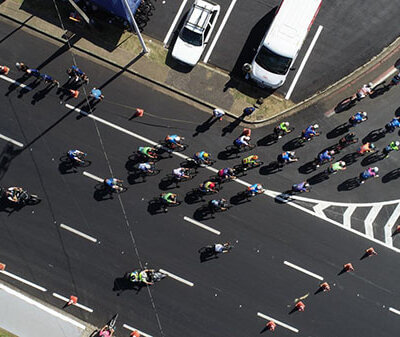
<box><xmin>0</xmin><ymin>263</ymin><xmax>6</xmax><ymax>271</ymax></box>
<box><xmin>135</xmin><ymin>108</ymin><xmax>144</xmax><ymax>117</ymax></box>
<box><xmin>343</xmin><ymin>263</ymin><xmax>354</xmax><ymax>272</ymax></box>
<box><xmin>67</xmin><ymin>295</ymin><xmax>78</xmax><ymax>306</ymax></box>
<box><xmin>69</xmin><ymin>89</ymin><xmax>79</xmax><ymax>98</ymax></box>
<box><xmin>320</xmin><ymin>282</ymin><xmax>330</xmax><ymax>292</ymax></box>
<box><xmin>365</xmin><ymin>247</ymin><xmax>377</xmax><ymax>256</ymax></box>
<box><xmin>295</xmin><ymin>301</ymin><xmax>305</xmax><ymax>311</ymax></box>
<box><xmin>266</xmin><ymin>321</ymin><xmax>276</xmax><ymax>331</ymax></box>
<box><xmin>130</xmin><ymin>331</ymin><xmax>141</xmax><ymax>337</ymax></box>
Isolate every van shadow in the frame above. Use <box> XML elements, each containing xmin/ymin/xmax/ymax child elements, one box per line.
<box><xmin>223</xmin><ymin>7</ymin><xmax>278</xmax><ymax>99</ymax></box>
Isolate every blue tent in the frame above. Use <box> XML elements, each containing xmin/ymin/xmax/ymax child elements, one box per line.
<box><xmin>90</xmin><ymin>0</ymin><xmax>141</xmax><ymax>21</ymax></box>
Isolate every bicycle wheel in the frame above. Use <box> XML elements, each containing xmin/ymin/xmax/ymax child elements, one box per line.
<box><xmin>243</xmin><ymin>144</ymin><xmax>256</xmax><ymax>152</ymax></box>
<box><xmin>27</xmin><ymin>194</ymin><xmax>41</xmax><ymax>205</ymax></box>
<box><xmin>78</xmin><ymin>160</ymin><xmax>91</xmax><ymax>168</ymax></box>
<box><xmin>146</xmin><ymin>169</ymin><xmax>161</xmax><ymax>176</ymax></box>
<box><xmin>117</xmin><ymin>186</ymin><xmax>128</xmax><ymax>193</ymax></box>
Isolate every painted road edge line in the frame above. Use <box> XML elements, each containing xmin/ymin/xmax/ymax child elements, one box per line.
<box><xmin>0</xmin><ymin>133</ymin><xmax>24</xmax><ymax>147</ymax></box>
<box><xmin>0</xmin><ymin>283</ymin><xmax>85</xmax><ymax>330</ymax></box>
<box><xmin>158</xmin><ymin>269</ymin><xmax>194</xmax><ymax>287</ymax></box>
<box><xmin>203</xmin><ymin>0</ymin><xmax>237</xmax><ymax>63</ymax></box>
<box><xmin>0</xmin><ymin>270</ymin><xmax>47</xmax><ymax>292</ymax></box>
<box><xmin>52</xmin><ymin>293</ymin><xmax>93</xmax><ymax>313</ymax></box>
<box><xmin>389</xmin><ymin>307</ymin><xmax>400</xmax><ymax>316</ymax></box>
<box><xmin>257</xmin><ymin>312</ymin><xmax>299</xmax><ymax>333</ymax></box>
<box><xmin>60</xmin><ymin>224</ymin><xmax>97</xmax><ymax>243</ymax></box>
<box><xmin>183</xmin><ymin>216</ymin><xmax>220</xmax><ymax>235</ymax></box>
<box><xmin>283</xmin><ymin>261</ymin><xmax>324</xmax><ymax>281</ymax></box>
<box><xmin>163</xmin><ymin>0</ymin><xmax>187</xmax><ymax>47</ymax></box>
<box><xmin>285</xmin><ymin>25</ymin><xmax>323</xmax><ymax>100</ymax></box>
<box><xmin>123</xmin><ymin>324</ymin><xmax>153</xmax><ymax>337</ymax></box>
<box><xmin>82</xmin><ymin>171</ymin><xmax>104</xmax><ymax>183</ymax></box>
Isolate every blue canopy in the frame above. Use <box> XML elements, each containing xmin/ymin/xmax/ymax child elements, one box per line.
<box><xmin>90</xmin><ymin>0</ymin><xmax>141</xmax><ymax>21</ymax></box>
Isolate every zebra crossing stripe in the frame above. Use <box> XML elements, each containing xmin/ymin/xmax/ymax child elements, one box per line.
<box><xmin>384</xmin><ymin>203</ymin><xmax>400</xmax><ymax>245</ymax></box>
<box><xmin>343</xmin><ymin>205</ymin><xmax>357</xmax><ymax>228</ymax></box>
<box><xmin>364</xmin><ymin>205</ymin><xmax>383</xmax><ymax>237</ymax></box>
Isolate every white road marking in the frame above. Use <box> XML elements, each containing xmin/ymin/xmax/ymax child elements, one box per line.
<box><xmin>0</xmin><ymin>74</ymin><xmax>32</xmax><ymax>90</ymax></box>
<box><xmin>203</xmin><ymin>0</ymin><xmax>237</xmax><ymax>63</ymax></box>
<box><xmin>163</xmin><ymin>0</ymin><xmax>188</xmax><ymax>47</ymax></box>
<box><xmin>257</xmin><ymin>312</ymin><xmax>299</xmax><ymax>333</ymax></box>
<box><xmin>364</xmin><ymin>205</ymin><xmax>382</xmax><ymax>237</ymax></box>
<box><xmin>313</xmin><ymin>202</ymin><xmax>329</xmax><ymax>218</ymax></box>
<box><xmin>0</xmin><ymin>133</ymin><xmax>24</xmax><ymax>147</ymax></box>
<box><xmin>384</xmin><ymin>203</ymin><xmax>400</xmax><ymax>245</ymax></box>
<box><xmin>372</xmin><ymin>67</ymin><xmax>398</xmax><ymax>87</ymax></box>
<box><xmin>60</xmin><ymin>224</ymin><xmax>97</xmax><ymax>243</ymax></box>
<box><xmin>82</xmin><ymin>171</ymin><xmax>104</xmax><ymax>183</ymax></box>
<box><xmin>0</xmin><ymin>270</ymin><xmax>47</xmax><ymax>292</ymax></box>
<box><xmin>123</xmin><ymin>324</ymin><xmax>153</xmax><ymax>337</ymax></box>
<box><xmin>343</xmin><ymin>205</ymin><xmax>357</xmax><ymax>228</ymax></box>
<box><xmin>158</xmin><ymin>269</ymin><xmax>194</xmax><ymax>287</ymax></box>
<box><xmin>183</xmin><ymin>216</ymin><xmax>220</xmax><ymax>235</ymax></box>
<box><xmin>389</xmin><ymin>307</ymin><xmax>400</xmax><ymax>316</ymax></box>
<box><xmin>0</xmin><ymin>283</ymin><xmax>85</xmax><ymax>330</ymax></box>
<box><xmin>52</xmin><ymin>293</ymin><xmax>93</xmax><ymax>313</ymax></box>
<box><xmin>283</xmin><ymin>261</ymin><xmax>323</xmax><ymax>281</ymax></box>
<box><xmin>285</xmin><ymin>25</ymin><xmax>323</xmax><ymax>100</ymax></box>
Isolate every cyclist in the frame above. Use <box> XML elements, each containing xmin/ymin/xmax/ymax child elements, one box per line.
<box><xmin>128</xmin><ymin>269</ymin><xmax>154</xmax><ymax>285</ymax></box>
<box><xmin>138</xmin><ymin>146</ymin><xmax>157</xmax><ymax>159</ymax></box>
<box><xmin>359</xmin><ymin>167</ymin><xmax>379</xmax><ymax>184</ymax></box>
<box><xmin>209</xmin><ymin>199</ymin><xmax>228</xmax><ymax>212</ymax></box>
<box><xmin>355</xmin><ymin>83</ymin><xmax>374</xmax><ymax>100</ymax></box>
<box><xmin>214</xmin><ymin>242</ymin><xmax>231</xmax><ymax>254</ymax></box>
<box><xmin>173</xmin><ymin>167</ymin><xmax>190</xmax><ymax>180</ymax></box>
<box><xmin>0</xmin><ymin>65</ymin><xmax>9</xmax><ymax>75</ymax></box>
<box><xmin>242</xmin><ymin>155</ymin><xmax>260</xmax><ymax>169</ymax></box>
<box><xmin>218</xmin><ymin>167</ymin><xmax>236</xmax><ymax>181</ymax></box>
<box><xmin>39</xmin><ymin>73</ymin><xmax>59</xmax><ymax>86</ymax></box>
<box><xmin>349</xmin><ymin>111</ymin><xmax>368</xmax><ymax>126</ymax></box>
<box><xmin>103</xmin><ymin>178</ymin><xmax>124</xmax><ymax>192</ymax></box>
<box><xmin>26</xmin><ymin>68</ymin><xmax>40</xmax><ymax>77</ymax></box>
<box><xmin>274</xmin><ymin>121</ymin><xmax>291</xmax><ymax>138</ymax></box>
<box><xmin>302</xmin><ymin>124</ymin><xmax>320</xmax><ymax>140</ymax></box>
<box><xmin>316</xmin><ymin>150</ymin><xmax>335</xmax><ymax>167</ymax></box>
<box><xmin>357</xmin><ymin>142</ymin><xmax>375</xmax><ymax>155</ymax></box>
<box><xmin>6</xmin><ymin>187</ymin><xmax>24</xmax><ymax>203</ymax></box>
<box><xmin>385</xmin><ymin>118</ymin><xmax>400</xmax><ymax>133</ymax></box>
<box><xmin>193</xmin><ymin>151</ymin><xmax>211</xmax><ymax>165</ymax></box>
<box><xmin>292</xmin><ymin>181</ymin><xmax>310</xmax><ymax>193</ymax></box>
<box><xmin>338</xmin><ymin>133</ymin><xmax>357</xmax><ymax>148</ymax></box>
<box><xmin>15</xmin><ymin>62</ymin><xmax>28</xmax><ymax>72</ymax></box>
<box><xmin>278</xmin><ymin>151</ymin><xmax>298</xmax><ymax>164</ymax></box>
<box><xmin>247</xmin><ymin>183</ymin><xmax>264</xmax><ymax>197</ymax></box>
<box><xmin>160</xmin><ymin>192</ymin><xmax>177</xmax><ymax>205</ymax></box>
<box><xmin>199</xmin><ymin>181</ymin><xmax>218</xmax><ymax>193</ymax></box>
<box><xmin>138</xmin><ymin>162</ymin><xmax>155</xmax><ymax>174</ymax></box>
<box><xmin>165</xmin><ymin>134</ymin><xmax>184</xmax><ymax>148</ymax></box>
<box><xmin>67</xmin><ymin>149</ymin><xmax>86</xmax><ymax>163</ymax></box>
<box><xmin>99</xmin><ymin>325</ymin><xmax>115</xmax><ymax>337</ymax></box>
<box><xmin>383</xmin><ymin>140</ymin><xmax>400</xmax><ymax>157</ymax></box>
<box><xmin>90</xmin><ymin>87</ymin><xmax>104</xmax><ymax>100</ymax></box>
<box><xmin>327</xmin><ymin>161</ymin><xmax>346</xmax><ymax>174</ymax></box>
<box><xmin>234</xmin><ymin>135</ymin><xmax>251</xmax><ymax>148</ymax></box>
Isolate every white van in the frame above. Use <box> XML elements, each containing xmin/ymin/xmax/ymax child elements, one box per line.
<box><xmin>250</xmin><ymin>0</ymin><xmax>322</xmax><ymax>88</ymax></box>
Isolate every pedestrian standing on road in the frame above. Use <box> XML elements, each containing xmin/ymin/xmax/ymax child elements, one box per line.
<box><xmin>243</xmin><ymin>106</ymin><xmax>255</xmax><ymax>116</ymax></box>
<box><xmin>0</xmin><ymin>65</ymin><xmax>10</xmax><ymax>75</ymax></box>
<box><xmin>15</xmin><ymin>62</ymin><xmax>28</xmax><ymax>72</ymax></box>
<box><xmin>26</xmin><ymin>68</ymin><xmax>40</xmax><ymax>78</ymax></box>
<box><xmin>213</xmin><ymin>108</ymin><xmax>225</xmax><ymax>121</ymax></box>
<box><xmin>90</xmin><ymin>87</ymin><xmax>104</xmax><ymax>101</ymax></box>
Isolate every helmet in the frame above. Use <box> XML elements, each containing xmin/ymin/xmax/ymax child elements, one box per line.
<box><xmin>209</xmin><ymin>182</ymin><xmax>215</xmax><ymax>188</ymax></box>
<box><xmin>370</xmin><ymin>143</ymin><xmax>375</xmax><ymax>149</ymax></box>
<box><xmin>395</xmin><ymin>141</ymin><xmax>400</xmax><ymax>146</ymax></box>
<box><xmin>284</xmin><ymin>122</ymin><xmax>290</xmax><ymax>127</ymax></box>
<box><xmin>227</xmin><ymin>168</ymin><xmax>234</xmax><ymax>175</ymax></box>
<box><xmin>244</xmin><ymin>136</ymin><xmax>251</xmax><ymax>141</ymax></box>
<box><xmin>257</xmin><ymin>184</ymin><xmax>262</xmax><ymax>189</ymax></box>
<box><xmin>372</xmin><ymin>167</ymin><xmax>379</xmax><ymax>173</ymax></box>
<box><xmin>176</xmin><ymin>136</ymin><xmax>181</xmax><ymax>142</ymax></box>
<box><xmin>304</xmin><ymin>182</ymin><xmax>310</xmax><ymax>188</ymax></box>
<box><xmin>329</xmin><ymin>150</ymin><xmax>335</xmax><ymax>155</ymax></box>
<box><xmin>313</xmin><ymin>124</ymin><xmax>319</xmax><ymax>129</ymax></box>
<box><xmin>362</xmin><ymin>111</ymin><xmax>367</xmax><ymax>117</ymax></box>
<box><xmin>204</xmin><ymin>153</ymin><xmax>209</xmax><ymax>158</ymax></box>
<box><xmin>339</xmin><ymin>161</ymin><xmax>346</xmax><ymax>167</ymax></box>
<box><xmin>253</xmin><ymin>155</ymin><xmax>259</xmax><ymax>160</ymax></box>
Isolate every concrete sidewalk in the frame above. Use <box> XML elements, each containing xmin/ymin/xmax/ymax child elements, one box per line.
<box><xmin>0</xmin><ymin>282</ymin><xmax>94</xmax><ymax>337</ymax></box>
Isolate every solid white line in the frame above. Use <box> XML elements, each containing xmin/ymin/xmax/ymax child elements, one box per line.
<box><xmin>384</xmin><ymin>203</ymin><xmax>400</xmax><ymax>245</ymax></box>
<box><xmin>389</xmin><ymin>307</ymin><xmax>400</xmax><ymax>316</ymax></box>
<box><xmin>0</xmin><ymin>133</ymin><xmax>24</xmax><ymax>147</ymax></box>
<box><xmin>203</xmin><ymin>0</ymin><xmax>237</xmax><ymax>63</ymax></box>
<box><xmin>0</xmin><ymin>270</ymin><xmax>47</xmax><ymax>292</ymax></box>
<box><xmin>257</xmin><ymin>312</ymin><xmax>299</xmax><ymax>333</ymax></box>
<box><xmin>123</xmin><ymin>324</ymin><xmax>153</xmax><ymax>337</ymax></box>
<box><xmin>183</xmin><ymin>216</ymin><xmax>220</xmax><ymax>235</ymax></box>
<box><xmin>163</xmin><ymin>0</ymin><xmax>188</xmax><ymax>47</ymax></box>
<box><xmin>158</xmin><ymin>269</ymin><xmax>194</xmax><ymax>287</ymax></box>
<box><xmin>82</xmin><ymin>171</ymin><xmax>104</xmax><ymax>183</ymax></box>
<box><xmin>283</xmin><ymin>261</ymin><xmax>324</xmax><ymax>281</ymax></box>
<box><xmin>60</xmin><ymin>224</ymin><xmax>97</xmax><ymax>243</ymax></box>
<box><xmin>52</xmin><ymin>293</ymin><xmax>93</xmax><ymax>313</ymax></box>
<box><xmin>364</xmin><ymin>205</ymin><xmax>382</xmax><ymax>237</ymax></box>
<box><xmin>0</xmin><ymin>283</ymin><xmax>85</xmax><ymax>330</ymax></box>
<box><xmin>343</xmin><ymin>205</ymin><xmax>357</xmax><ymax>228</ymax></box>
<box><xmin>0</xmin><ymin>74</ymin><xmax>32</xmax><ymax>90</ymax></box>
<box><xmin>285</xmin><ymin>25</ymin><xmax>323</xmax><ymax>100</ymax></box>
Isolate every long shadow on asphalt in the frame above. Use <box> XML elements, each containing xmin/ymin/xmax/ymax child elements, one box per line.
<box><xmin>298</xmin><ymin>160</ymin><xmax>317</xmax><ymax>174</ymax></box>
<box><xmin>0</xmin><ymin>143</ymin><xmax>22</xmax><ymax>181</ymax></box>
<box><xmin>361</xmin><ymin>152</ymin><xmax>386</xmax><ymax>166</ymax></box>
<box><xmin>113</xmin><ymin>277</ymin><xmax>143</xmax><ymax>295</ymax></box>
<box><xmin>282</xmin><ymin>137</ymin><xmax>304</xmax><ymax>151</ymax></box>
<box><xmin>256</xmin><ymin>133</ymin><xmax>277</xmax><ymax>147</ymax></box>
<box><xmin>308</xmin><ymin>171</ymin><xmax>329</xmax><ymax>185</ymax></box>
<box><xmin>337</xmin><ymin>177</ymin><xmax>360</xmax><ymax>191</ymax></box>
<box><xmin>193</xmin><ymin>116</ymin><xmax>219</xmax><ymax>137</ymax></box>
<box><xmin>221</xmin><ymin>113</ymin><xmax>246</xmax><ymax>137</ymax></box>
<box><xmin>382</xmin><ymin>168</ymin><xmax>400</xmax><ymax>183</ymax></box>
<box><xmin>339</xmin><ymin>152</ymin><xmax>359</xmax><ymax>166</ymax></box>
<box><xmin>362</xmin><ymin>128</ymin><xmax>386</xmax><ymax>143</ymax></box>
<box><xmin>259</xmin><ymin>161</ymin><xmax>281</xmax><ymax>175</ymax></box>
<box><xmin>327</xmin><ymin>123</ymin><xmax>350</xmax><ymax>139</ymax></box>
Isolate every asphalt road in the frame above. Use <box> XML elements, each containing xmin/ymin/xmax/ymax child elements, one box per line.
<box><xmin>0</xmin><ymin>18</ymin><xmax>400</xmax><ymax>337</ymax></box>
<box><xmin>145</xmin><ymin>0</ymin><xmax>400</xmax><ymax>102</ymax></box>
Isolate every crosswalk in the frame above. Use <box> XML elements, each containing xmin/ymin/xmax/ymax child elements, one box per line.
<box><xmin>270</xmin><ymin>192</ymin><xmax>400</xmax><ymax>253</ymax></box>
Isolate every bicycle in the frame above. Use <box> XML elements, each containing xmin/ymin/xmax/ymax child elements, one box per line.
<box><xmin>159</xmin><ymin>138</ymin><xmax>188</xmax><ymax>152</ymax></box>
<box><xmin>273</xmin><ymin>125</ymin><xmax>295</xmax><ymax>140</ymax></box>
<box><xmin>335</xmin><ymin>83</ymin><xmax>374</xmax><ymax>112</ymax></box>
<box><xmin>199</xmin><ymin>243</ymin><xmax>233</xmax><ymax>256</ymax></box>
<box><xmin>1</xmin><ymin>187</ymin><xmax>41</xmax><ymax>206</ymax></box>
<box><xmin>103</xmin><ymin>180</ymin><xmax>128</xmax><ymax>194</ymax></box>
<box><xmin>234</xmin><ymin>159</ymin><xmax>263</xmax><ymax>173</ymax></box>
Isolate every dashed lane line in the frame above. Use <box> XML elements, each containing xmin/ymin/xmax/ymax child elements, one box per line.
<box><xmin>82</xmin><ymin>171</ymin><xmax>104</xmax><ymax>183</ymax></box>
<box><xmin>257</xmin><ymin>312</ymin><xmax>299</xmax><ymax>333</ymax></box>
<box><xmin>0</xmin><ymin>270</ymin><xmax>47</xmax><ymax>292</ymax></box>
<box><xmin>162</xmin><ymin>0</ymin><xmax>188</xmax><ymax>47</ymax></box>
<box><xmin>0</xmin><ymin>133</ymin><xmax>24</xmax><ymax>147</ymax></box>
<box><xmin>158</xmin><ymin>269</ymin><xmax>194</xmax><ymax>287</ymax></box>
<box><xmin>183</xmin><ymin>216</ymin><xmax>221</xmax><ymax>235</ymax></box>
<box><xmin>0</xmin><ymin>74</ymin><xmax>32</xmax><ymax>90</ymax></box>
<box><xmin>52</xmin><ymin>293</ymin><xmax>93</xmax><ymax>313</ymax></box>
<box><xmin>123</xmin><ymin>324</ymin><xmax>153</xmax><ymax>337</ymax></box>
<box><xmin>283</xmin><ymin>261</ymin><xmax>324</xmax><ymax>281</ymax></box>
<box><xmin>60</xmin><ymin>224</ymin><xmax>97</xmax><ymax>243</ymax></box>
<box><xmin>389</xmin><ymin>307</ymin><xmax>400</xmax><ymax>316</ymax></box>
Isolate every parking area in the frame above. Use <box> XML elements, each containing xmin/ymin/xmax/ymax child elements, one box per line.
<box><xmin>143</xmin><ymin>0</ymin><xmax>400</xmax><ymax>103</ymax></box>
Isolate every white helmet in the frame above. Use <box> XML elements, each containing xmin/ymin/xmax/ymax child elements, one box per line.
<box><xmin>372</xmin><ymin>167</ymin><xmax>379</xmax><ymax>173</ymax></box>
<box><xmin>176</xmin><ymin>136</ymin><xmax>181</xmax><ymax>142</ymax></box>
<box><xmin>339</xmin><ymin>161</ymin><xmax>346</xmax><ymax>167</ymax></box>
<box><xmin>313</xmin><ymin>124</ymin><xmax>319</xmax><ymax>129</ymax></box>
<box><xmin>395</xmin><ymin>141</ymin><xmax>400</xmax><ymax>146</ymax></box>
<box><xmin>362</xmin><ymin>111</ymin><xmax>367</xmax><ymax>117</ymax></box>
<box><xmin>285</xmin><ymin>122</ymin><xmax>290</xmax><ymax>127</ymax></box>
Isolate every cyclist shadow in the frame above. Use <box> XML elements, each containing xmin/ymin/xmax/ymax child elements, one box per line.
<box><xmin>93</xmin><ymin>184</ymin><xmax>113</xmax><ymax>201</ymax></box>
<box><xmin>230</xmin><ymin>192</ymin><xmax>250</xmax><ymax>205</ymax></box>
<box><xmin>370</xmin><ymin>82</ymin><xmax>391</xmax><ymax>99</ymax></box>
<box><xmin>158</xmin><ymin>176</ymin><xmax>176</xmax><ymax>190</ymax></box>
<box><xmin>326</xmin><ymin>123</ymin><xmax>349</xmax><ymax>139</ymax></box>
<box><xmin>58</xmin><ymin>156</ymin><xmax>79</xmax><ymax>174</ymax></box>
<box><xmin>282</xmin><ymin>137</ymin><xmax>303</xmax><ymax>151</ymax></box>
<box><xmin>193</xmin><ymin>205</ymin><xmax>214</xmax><ymax>221</ymax></box>
<box><xmin>339</xmin><ymin>152</ymin><xmax>359</xmax><ymax>167</ymax></box>
<box><xmin>31</xmin><ymin>84</ymin><xmax>56</xmax><ymax>105</ymax></box>
<box><xmin>127</xmin><ymin>169</ymin><xmax>146</xmax><ymax>185</ymax></box>
<box><xmin>259</xmin><ymin>161</ymin><xmax>281</xmax><ymax>175</ymax></box>
<box><xmin>257</xmin><ymin>133</ymin><xmax>277</xmax><ymax>146</ymax></box>
<box><xmin>382</xmin><ymin>168</ymin><xmax>400</xmax><ymax>183</ymax></box>
<box><xmin>361</xmin><ymin>152</ymin><xmax>385</xmax><ymax>166</ymax></box>
<box><xmin>337</xmin><ymin>177</ymin><xmax>360</xmax><ymax>191</ymax></box>
<box><xmin>298</xmin><ymin>161</ymin><xmax>317</xmax><ymax>174</ymax></box>
<box><xmin>125</xmin><ymin>155</ymin><xmax>144</xmax><ymax>171</ymax></box>
<box><xmin>185</xmin><ymin>189</ymin><xmax>204</xmax><ymax>204</ymax></box>
<box><xmin>0</xmin><ymin>199</ymin><xmax>22</xmax><ymax>215</ymax></box>
<box><xmin>308</xmin><ymin>171</ymin><xmax>329</xmax><ymax>185</ymax></box>
<box><xmin>112</xmin><ymin>277</ymin><xmax>143</xmax><ymax>295</ymax></box>
<box><xmin>221</xmin><ymin>113</ymin><xmax>246</xmax><ymax>137</ymax></box>
<box><xmin>334</xmin><ymin>97</ymin><xmax>356</xmax><ymax>113</ymax></box>
<box><xmin>198</xmin><ymin>247</ymin><xmax>219</xmax><ymax>263</ymax></box>
<box><xmin>193</xmin><ymin>116</ymin><xmax>218</xmax><ymax>137</ymax></box>
<box><xmin>147</xmin><ymin>198</ymin><xmax>166</xmax><ymax>215</ymax></box>
<box><xmin>217</xmin><ymin>147</ymin><xmax>240</xmax><ymax>160</ymax></box>
<box><xmin>362</xmin><ymin>129</ymin><xmax>386</xmax><ymax>143</ymax></box>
